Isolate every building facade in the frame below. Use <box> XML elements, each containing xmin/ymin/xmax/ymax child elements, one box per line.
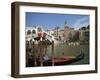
<box><xmin>25</xmin><ymin>22</ymin><xmax>89</xmax><ymax>44</ymax></box>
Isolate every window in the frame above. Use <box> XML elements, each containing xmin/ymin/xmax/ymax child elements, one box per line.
<box><xmin>37</xmin><ymin>27</ymin><xmax>42</xmax><ymax>32</ymax></box>
<box><xmin>32</xmin><ymin>29</ymin><xmax>36</xmax><ymax>34</ymax></box>
<box><xmin>27</xmin><ymin>30</ymin><xmax>31</xmax><ymax>35</ymax></box>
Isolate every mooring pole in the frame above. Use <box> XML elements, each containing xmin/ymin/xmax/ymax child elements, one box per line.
<box><xmin>52</xmin><ymin>41</ymin><xmax>54</xmax><ymax>66</ymax></box>
<box><xmin>40</xmin><ymin>41</ymin><xmax>43</xmax><ymax>66</ymax></box>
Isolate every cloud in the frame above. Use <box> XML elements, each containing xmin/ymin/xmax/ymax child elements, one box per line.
<box><xmin>73</xmin><ymin>17</ymin><xmax>89</xmax><ymax>30</ymax></box>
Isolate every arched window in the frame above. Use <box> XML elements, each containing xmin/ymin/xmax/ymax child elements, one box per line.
<box><xmin>37</xmin><ymin>27</ymin><xmax>42</xmax><ymax>32</ymax></box>
<box><xmin>32</xmin><ymin>29</ymin><xmax>36</xmax><ymax>34</ymax></box>
<box><xmin>27</xmin><ymin>30</ymin><xmax>31</xmax><ymax>35</ymax></box>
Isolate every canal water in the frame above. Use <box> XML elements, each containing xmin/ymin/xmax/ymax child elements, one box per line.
<box><xmin>47</xmin><ymin>43</ymin><xmax>89</xmax><ymax>65</ymax></box>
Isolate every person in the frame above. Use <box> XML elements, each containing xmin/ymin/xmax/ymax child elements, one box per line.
<box><xmin>43</xmin><ymin>54</ymin><xmax>49</xmax><ymax>61</ymax></box>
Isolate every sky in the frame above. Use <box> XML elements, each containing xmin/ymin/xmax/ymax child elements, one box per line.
<box><xmin>25</xmin><ymin>12</ymin><xmax>90</xmax><ymax>30</ymax></box>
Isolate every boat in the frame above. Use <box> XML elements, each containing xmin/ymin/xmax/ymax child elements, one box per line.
<box><xmin>26</xmin><ymin>52</ymin><xmax>84</xmax><ymax>67</ymax></box>
<box><xmin>43</xmin><ymin>52</ymin><xmax>84</xmax><ymax>66</ymax></box>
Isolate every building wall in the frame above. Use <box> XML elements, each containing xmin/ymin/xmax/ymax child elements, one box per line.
<box><xmin>79</xmin><ymin>29</ymin><xmax>89</xmax><ymax>41</ymax></box>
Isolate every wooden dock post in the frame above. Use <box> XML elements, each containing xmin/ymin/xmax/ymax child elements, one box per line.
<box><xmin>39</xmin><ymin>41</ymin><xmax>43</xmax><ymax>66</ymax></box>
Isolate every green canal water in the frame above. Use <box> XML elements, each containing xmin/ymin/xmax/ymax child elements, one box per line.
<box><xmin>47</xmin><ymin>43</ymin><xmax>89</xmax><ymax>65</ymax></box>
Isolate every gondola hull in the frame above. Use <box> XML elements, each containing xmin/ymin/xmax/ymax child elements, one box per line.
<box><xmin>43</xmin><ymin>56</ymin><xmax>83</xmax><ymax>66</ymax></box>
<box><xmin>27</xmin><ymin>53</ymin><xmax>84</xmax><ymax>67</ymax></box>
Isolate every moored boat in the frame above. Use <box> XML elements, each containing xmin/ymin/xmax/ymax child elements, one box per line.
<box><xmin>26</xmin><ymin>52</ymin><xmax>84</xmax><ymax>67</ymax></box>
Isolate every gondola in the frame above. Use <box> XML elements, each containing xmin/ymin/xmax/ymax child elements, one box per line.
<box><xmin>43</xmin><ymin>52</ymin><xmax>84</xmax><ymax>66</ymax></box>
<box><xmin>27</xmin><ymin>52</ymin><xmax>84</xmax><ymax>67</ymax></box>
